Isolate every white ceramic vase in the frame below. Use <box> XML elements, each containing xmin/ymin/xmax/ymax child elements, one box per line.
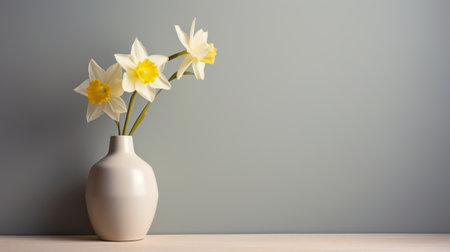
<box><xmin>85</xmin><ymin>136</ymin><xmax>158</xmax><ymax>241</ymax></box>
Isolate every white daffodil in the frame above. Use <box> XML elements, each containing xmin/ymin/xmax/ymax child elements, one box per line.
<box><xmin>114</xmin><ymin>38</ymin><xmax>170</xmax><ymax>102</ymax></box>
<box><xmin>74</xmin><ymin>59</ymin><xmax>127</xmax><ymax>122</ymax></box>
<box><xmin>175</xmin><ymin>18</ymin><xmax>217</xmax><ymax>80</ymax></box>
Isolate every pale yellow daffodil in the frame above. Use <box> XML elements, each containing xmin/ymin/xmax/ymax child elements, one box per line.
<box><xmin>114</xmin><ymin>38</ymin><xmax>170</xmax><ymax>102</ymax></box>
<box><xmin>74</xmin><ymin>59</ymin><xmax>127</xmax><ymax>122</ymax></box>
<box><xmin>175</xmin><ymin>18</ymin><xmax>217</xmax><ymax>80</ymax></box>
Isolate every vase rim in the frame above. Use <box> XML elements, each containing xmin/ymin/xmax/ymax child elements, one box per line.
<box><xmin>108</xmin><ymin>135</ymin><xmax>134</xmax><ymax>154</ymax></box>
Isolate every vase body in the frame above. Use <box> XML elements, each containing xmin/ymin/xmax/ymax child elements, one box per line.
<box><xmin>85</xmin><ymin>136</ymin><xmax>158</xmax><ymax>241</ymax></box>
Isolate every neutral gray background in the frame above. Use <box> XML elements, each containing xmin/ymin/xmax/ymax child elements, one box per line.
<box><xmin>0</xmin><ymin>0</ymin><xmax>450</xmax><ymax>234</ymax></box>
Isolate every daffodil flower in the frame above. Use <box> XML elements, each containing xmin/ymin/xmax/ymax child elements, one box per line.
<box><xmin>74</xmin><ymin>60</ymin><xmax>127</xmax><ymax>122</ymax></box>
<box><xmin>175</xmin><ymin>18</ymin><xmax>217</xmax><ymax>80</ymax></box>
<box><xmin>114</xmin><ymin>38</ymin><xmax>170</xmax><ymax>102</ymax></box>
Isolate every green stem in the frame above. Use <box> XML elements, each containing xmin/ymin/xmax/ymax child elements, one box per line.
<box><xmin>129</xmin><ymin>90</ymin><xmax>163</xmax><ymax>135</ymax></box>
<box><xmin>115</xmin><ymin>121</ymin><xmax>121</xmax><ymax>136</ymax></box>
<box><xmin>168</xmin><ymin>50</ymin><xmax>187</xmax><ymax>61</ymax></box>
<box><xmin>122</xmin><ymin>91</ymin><xmax>137</xmax><ymax>135</ymax></box>
<box><xmin>168</xmin><ymin>71</ymin><xmax>194</xmax><ymax>82</ymax></box>
<box><xmin>129</xmin><ymin>103</ymin><xmax>149</xmax><ymax>136</ymax></box>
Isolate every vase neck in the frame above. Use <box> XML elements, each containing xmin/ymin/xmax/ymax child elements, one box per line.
<box><xmin>108</xmin><ymin>136</ymin><xmax>135</xmax><ymax>154</ymax></box>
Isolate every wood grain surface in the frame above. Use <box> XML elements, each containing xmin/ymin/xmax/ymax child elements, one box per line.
<box><xmin>1</xmin><ymin>234</ymin><xmax>450</xmax><ymax>252</ymax></box>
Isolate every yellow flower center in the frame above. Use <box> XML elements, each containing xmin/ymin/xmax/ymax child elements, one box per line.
<box><xmin>86</xmin><ymin>79</ymin><xmax>110</xmax><ymax>104</ymax></box>
<box><xmin>135</xmin><ymin>59</ymin><xmax>159</xmax><ymax>84</ymax></box>
<box><xmin>201</xmin><ymin>43</ymin><xmax>217</xmax><ymax>64</ymax></box>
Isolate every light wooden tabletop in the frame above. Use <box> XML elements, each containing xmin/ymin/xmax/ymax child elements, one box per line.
<box><xmin>1</xmin><ymin>234</ymin><xmax>450</xmax><ymax>252</ymax></box>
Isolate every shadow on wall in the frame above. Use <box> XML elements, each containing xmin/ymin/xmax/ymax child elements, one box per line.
<box><xmin>0</xmin><ymin>95</ymin><xmax>96</xmax><ymax>234</ymax></box>
<box><xmin>42</xmin><ymin>178</ymin><xmax>93</xmax><ymax>235</ymax></box>
<box><xmin>36</xmin><ymin>112</ymin><xmax>95</xmax><ymax>235</ymax></box>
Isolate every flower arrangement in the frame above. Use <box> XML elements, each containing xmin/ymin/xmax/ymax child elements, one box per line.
<box><xmin>74</xmin><ymin>18</ymin><xmax>216</xmax><ymax>135</ymax></box>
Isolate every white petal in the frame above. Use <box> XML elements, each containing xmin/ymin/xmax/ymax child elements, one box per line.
<box><xmin>190</xmin><ymin>30</ymin><xmax>210</xmax><ymax>59</ymax></box>
<box><xmin>122</xmin><ymin>72</ymin><xmax>137</xmax><ymax>92</ymax></box>
<box><xmin>104</xmin><ymin>63</ymin><xmax>122</xmax><ymax>84</ymax></box>
<box><xmin>88</xmin><ymin>59</ymin><xmax>106</xmax><ymax>82</ymax></box>
<box><xmin>131</xmin><ymin>38</ymin><xmax>148</xmax><ymax>62</ymax></box>
<box><xmin>190</xmin><ymin>18</ymin><xmax>196</xmax><ymax>40</ymax></box>
<box><xmin>152</xmin><ymin>75</ymin><xmax>171</xmax><ymax>90</ymax></box>
<box><xmin>74</xmin><ymin>79</ymin><xmax>89</xmax><ymax>97</ymax></box>
<box><xmin>193</xmin><ymin>60</ymin><xmax>205</xmax><ymax>80</ymax></box>
<box><xmin>148</xmin><ymin>55</ymin><xmax>168</xmax><ymax>72</ymax></box>
<box><xmin>175</xmin><ymin>25</ymin><xmax>190</xmax><ymax>51</ymax></box>
<box><xmin>108</xmin><ymin>97</ymin><xmax>127</xmax><ymax>113</ymax></box>
<box><xmin>136</xmin><ymin>83</ymin><xmax>157</xmax><ymax>102</ymax></box>
<box><xmin>102</xmin><ymin>102</ymin><xmax>120</xmax><ymax>121</ymax></box>
<box><xmin>194</xmin><ymin>29</ymin><xmax>208</xmax><ymax>43</ymax></box>
<box><xmin>177</xmin><ymin>55</ymin><xmax>194</xmax><ymax>79</ymax></box>
<box><xmin>86</xmin><ymin>103</ymin><xmax>104</xmax><ymax>122</ymax></box>
<box><xmin>114</xmin><ymin>54</ymin><xmax>136</xmax><ymax>71</ymax></box>
<box><xmin>109</xmin><ymin>78</ymin><xmax>124</xmax><ymax>97</ymax></box>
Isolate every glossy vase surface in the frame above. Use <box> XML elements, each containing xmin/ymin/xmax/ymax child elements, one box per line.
<box><xmin>85</xmin><ymin>136</ymin><xmax>158</xmax><ymax>241</ymax></box>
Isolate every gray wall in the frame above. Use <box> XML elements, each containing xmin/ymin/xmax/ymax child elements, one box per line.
<box><xmin>1</xmin><ymin>0</ymin><xmax>450</xmax><ymax>234</ymax></box>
